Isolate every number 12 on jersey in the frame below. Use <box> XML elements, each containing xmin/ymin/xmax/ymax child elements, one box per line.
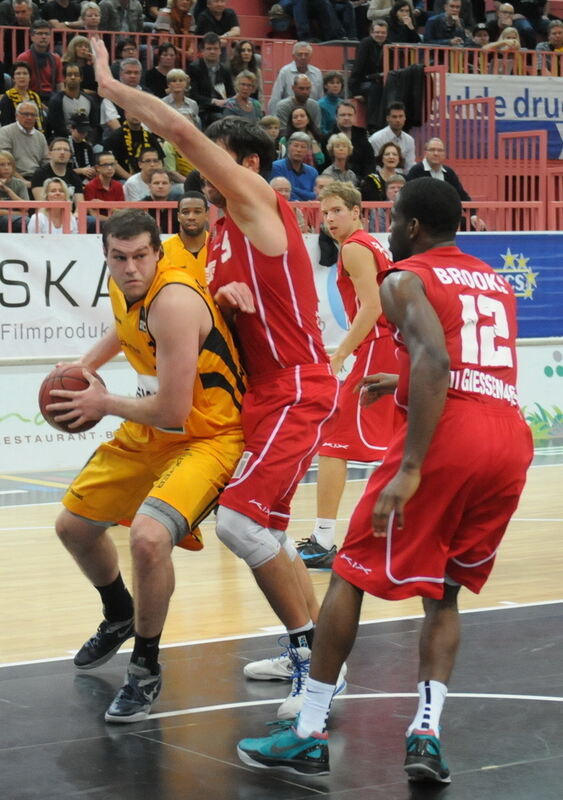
<box><xmin>459</xmin><ymin>294</ymin><xmax>513</xmax><ymax>368</ymax></box>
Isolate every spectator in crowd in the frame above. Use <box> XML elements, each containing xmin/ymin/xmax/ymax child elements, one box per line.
<box><xmin>425</xmin><ymin>0</ymin><xmax>471</xmax><ymax>46</ymax></box>
<box><xmin>268</xmin><ymin>42</ymin><xmax>324</xmax><ymax>115</ymax></box>
<box><xmin>349</xmin><ymin>19</ymin><xmax>388</xmax><ymax>130</ymax></box>
<box><xmin>512</xmin><ymin>0</ymin><xmax>549</xmax><ymax>46</ymax></box>
<box><xmin>27</xmin><ymin>176</ymin><xmax>78</xmax><ymax>233</ymax></box>
<box><xmin>141</xmin><ymin>168</ymin><xmax>176</xmax><ymax>233</ymax></box>
<box><xmin>385</xmin><ymin>171</ymin><xmax>405</xmax><ymax>200</ymax></box>
<box><xmin>162</xmin><ymin>68</ymin><xmax>200</xmax><ymax>126</ymax></box>
<box><xmin>154</xmin><ymin>0</ymin><xmax>195</xmax><ymax>35</ymax></box>
<box><xmin>0</xmin><ymin>149</ymin><xmax>29</xmax><ymax>232</ymax></box>
<box><xmin>275</xmin><ymin>0</ymin><xmax>345</xmax><ymax>42</ymax></box>
<box><xmin>41</xmin><ymin>0</ymin><xmax>81</xmax><ymax>28</ymax></box>
<box><xmin>62</xmin><ymin>36</ymin><xmax>97</xmax><ymax>94</ymax></box>
<box><xmin>0</xmin><ymin>0</ymin><xmax>38</xmax><ymax>70</ymax></box>
<box><xmin>329</xmin><ymin>101</ymin><xmax>376</xmax><ymax>179</ymax></box>
<box><xmin>223</xmin><ymin>72</ymin><xmax>263</xmax><ymax>121</ymax></box>
<box><xmin>77</xmin><ymin>1</ymin><xmax>102</xmax><ymax>31</ymax></box>
<box><xmin>259</xmin><ymin>115</ymin><xmax>286</xmax><ymax>160</ymax></box>
<box><xmin>123</xmin><ymin>146</ymin><xmax>164</xmax><ymax>201</ymax></box>
<box><xmin>433</xmin><ymin>0</ymin><xmax>474</xmax><ymax>29</ymax></box>
<box><xmin>31</xmin><ymin>136</ymin><xmax>84</xmax><ymax>203</ymax></box>
<box><xmin>318</xmin><ymin>71</ymin><xmax>344</xmax><ymax>137</ymax></box>
<box><xmin>269</xmin><ymin>175</ymin><xmax>308</xmax><ymax>233</ymax></box>
<box><xmin>322</xmin><ymin>133</ymin><xmax>358</xmax><ymax>184</ymax></box>
<box><xmin>471</xmin><ymin>21</ymin><xmax>490</xmax><ymax>45</ymax></box>
<box><xmin>105</xmin><ymin>110</ymin><xmax>164</xmax><ymax>179</ymax></box>
<box><xmin>67</xmin><ymin>113</ymin><xmax>96</xmax><ymax>183</ymax></box>
<box><xmin>83</xmin><ymin>151</ymin><xmax>125</xmax><ymax>212</ymax></box>
<box><xmin>387</xmin><ymin>1</ymin><xmax>422</xmax><ymax>42</ymax></box>
<box><xmin>188</xmin><ymin>32</ymin><xmax>234</xmax><ymax>126</ymax></box>
<box><xmin>110</xmin><ymin>38</ymin><xmax>141</xmax><ymax>78</ymax></box>
<box><xmin>101</xmin><ymin>58</ymin><xmax>144</xmax><ymax>135</ymax></box>
<box><xmin>368</xmin><ymin>101</ymin><xmax>416</xmax><ymax>172</ymax></box>
<box><xmin>486</xmin><ymin>4</ymin><xmax>524</xmax><ymax>46</ymax></box>
<box><xmin>16</xmin><ymin>20</ymin><xmax>64</xmax><ymax>102</ymax></box>
<box><xmin>483</xmin><ymin>27</ymin><xmax>528</xmax><ymax>73</ymax></box>
<box><xmin>360</xmin><ymin>140</ymin><xmax>403</xmax><ymax>200</ymax></box>
<box><xmin>99</xmin><ymin>0</ymin><xmax>144</xmax><ymax>31</ymax></box>
<box><xmin>536</xmin><ymin>19</ymin><xmax>563</xmax><ymax>71</ymax></box>
<box><xmin>275</xmin><ymin>75</ymin><xmax>322</xmax><ymax>134</ymax></box>
<box><xmin>280</xmin><ymin>106</ymin><xmax>325</xmax><ymax>170</ymax></box>
<box><xmin>0</xmin><ymin>101</ymin><xmax>49</xmax><ymax>181</ymax></box>
<box><xmin>271</xmin><ymin>131</ymin><xmax>317</xmax><ymax>200</ymax></box>
<box><xmin>406</xmin><ymin>137</ymin><xmax>486</xmax><ymax>229</ymax></box>
<box><xmin>195</xmin><ymin>0</ymin><xmax>240</xmax><ymax>42</ymax></box>
<box><xmin>0</xmin><ymin>62</ymin><xmax>45</xmax><ymax>130</ymax></box>
<box><xmin>162</xmin><ymin>136</ymin><xmax>197</xmax><ymax>183</ymax></box>
<box><xmin>144</xmin><ymin>43</ymin><xmax>178</xmax><ymax>98</ymax></box>
<box><xmin>229</xmin><ymin>40</ymin><xmax>263</xmax><ymax>104</ymax></box>
<box><xmin>46</xmin><ymin>63</ymin><xmax>97</xmax><ymax>138</ymax></box>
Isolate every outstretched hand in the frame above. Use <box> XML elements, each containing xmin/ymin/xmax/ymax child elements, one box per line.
<box><xmin>90</xmin><ymin>36</ymin><xmax>113</xmax><ymax>95</ymax></box>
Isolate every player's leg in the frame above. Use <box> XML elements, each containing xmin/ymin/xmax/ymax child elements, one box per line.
<box><xmin>299</xmin><ymin>455</ymin><xmax>347</xmax><ymax>568</ymax></box>
<box><xmin>291</xmin><ymin>550</ymin><xmax>320</xmax><ymax>621</ymax></box>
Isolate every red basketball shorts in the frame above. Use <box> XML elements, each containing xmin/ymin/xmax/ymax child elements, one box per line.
<box><xmin>219</xmin><ymin>363</ymin><xmax>339</xmax><ymax>530</ymax></box>
<box><xmin>333</xmin><ymin>399</ymin><xmax>533</xmax><ymax>600</ymax></box>
<box><xmin>319</xmin><ymin>335</ymin><xmax>400</xmax><ymax>462</ymax></box>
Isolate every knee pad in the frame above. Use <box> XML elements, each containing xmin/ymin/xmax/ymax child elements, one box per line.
<box><xmin>269</xmin><ymin>527</ymin><xmax>298</xmax><ymax>561</ymax></box>
<box><xmin>216</xmin><ymin>506</ymin><xmax>280</xmax><ymax>569</ymax></box>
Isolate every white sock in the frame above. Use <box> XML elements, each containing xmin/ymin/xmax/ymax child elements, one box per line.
<box><xmin>296</xmin><ymin>676</ymin><xmax>335</xmax><ymax>737</ymax></box>
<box><xmin>406</xmin><ymin>680</ymin><xmax>448</xmax><ymax>737</ymax></box>
<box><xmin>312</xmin><ymin>518</ymin><xmax>336</xmax><ymax>550</ymax></box>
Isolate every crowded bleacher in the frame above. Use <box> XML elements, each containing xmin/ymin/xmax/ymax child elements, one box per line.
<box><xmin>0</xmin><ymin>0</ymin><xmax>561</xmax><ymax>233</ymax></box>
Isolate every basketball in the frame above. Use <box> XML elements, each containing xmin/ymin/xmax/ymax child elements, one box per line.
<box><xmin>38</xmin><ymin>364</ymin><xmax>105</xmax><ymax>433</ymax></box>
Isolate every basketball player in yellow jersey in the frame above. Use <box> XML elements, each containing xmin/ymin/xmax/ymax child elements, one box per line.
<box><xmin>47</xmin><ymin>209</ymin><xmax>245</xmax><ymax>724</ymax></box>
<box><xmin>160</xmin><ymin>191</ymin><xmax>210</xmax><ymax>286</ymax></box>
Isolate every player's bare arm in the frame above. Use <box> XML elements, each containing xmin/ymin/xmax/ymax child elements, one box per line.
<box><xmin>48</xmin><ymin>286</ymin><xmax>210</xmax><ymax>430</ymax></box>
<box><xmin>91</xmin><ymin>37</ymin><xmax>286</xmax><ymax>255</ymax></box>
<box><xmin>331</xmin><ymin>242</ymin><xmax>383</xmax><ymax>375</ymax></box>
<box><xmin>372</xmin><ymin>270</ymin><xmax>450</xmax><ymax>535</ymax></box>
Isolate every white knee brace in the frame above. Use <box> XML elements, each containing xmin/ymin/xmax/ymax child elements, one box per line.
<box><xmin>215</xmin><ymin>506</ymin><xmax>281</xmax><ymax>569</ymax></box>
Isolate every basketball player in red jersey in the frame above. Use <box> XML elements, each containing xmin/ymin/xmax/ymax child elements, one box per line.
<box><xmin>238</xmin><ymin>178</ymin><xmax>533</xmax><ymax>781</ymax></box>
<box><xmin>297</xmin><ymin>181</ymin><xmax>399</xmax><ymax>569</ymax></box>
<box><xmin>91</xmin><ymin>38</ymin><xmax>344</xmax><ymax>720</ymax></box>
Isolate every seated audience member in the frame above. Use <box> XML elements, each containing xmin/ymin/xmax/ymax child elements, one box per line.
<box><xmin>46</xmin><ymin>63</ymin><xmax>97</xmax><ymax>138</ymax></box>
<box><xmin>0</xmin><ymin>101</ymin><xmax>49</xmax><ymax>181</ymax></box>
<box><xmin>67</xmin><ymin>113</ymin><xmax>96</xmax><ymax>182</ymax></box>
<box><xmin>101</xmin><ymin>58</ymin><xmax>144</xmax><ymax>135</ymax></box>
<box><xmin>280</xmin><ymin>106</ymin><xmax>325</xmax><ymax>169</ymax></box>
<box><xmin>271</xmin><ymin>132</ymin><xmax>317</xmax><ymax>200</ymax></box>
<box><xmin>425</xmin><ymin>0</ymin><xmax>471</xmax><ymax>45</ymax></box>
<box><xmin>223</xmin><ymin>72</ymin><xmax>263</xmax><ymax>121</ymax></box>
<box><xmin>487</xmin><ymin>2</ymin><xmax>536</xmax><ymax>49</ymax></box>
<box><xmin>162</xmin><ymin>69</ymin><xmax>200</xmax><ymax>126</ymax></box>
<box><xmin>162</xmin><ymin>137</ymin><xmax>197</xmax><ymax>183</ymax></box>
<box><xmin>229</xmin><ymin>40</ymin><xmax>263</xmax><ymax>104</ymax></box>
<box><xmin>27</xmin><ymin>176</ymin><xmax>78</xmax><ymax>233</ymax></box>
<box><xmin>16</xmin><ymin>19</ymin><xmax>63</xmax><ymax>103</ymax></box>
<box><xmin>31</xmin><ymin>137</ymin><xmax>84</xmax><ymax>203</ymax></box>
<box><xmin>77</xmin><ymin>1</ymin><xmax>102</xmax><ymax>31</ymax></box>
<box><xmin>99</xmin><ymin>0</ymin><xmax>144</xmax><ymax>31</ymax></box>
<box><xmin>195</xmin><ymin>0</ymin><xmax>240</xmax><ymax>42</ymax></box>
<box><xmin>407</xmin><ymin>137</ymin><xmax>486</xmax><ymax>229</ymax></box>
<box><xmin>318</xmin><ymin>71</ymin><xmax>344</xmax><ymax>137</ymax></box>
<box><xmin>483</xmin><ymin>27</ymin><xmax>528</xmax><ymax>72</ymax></box>
<box><xmin>433</xmin><ymin>0</ymin><xmax>474</xmax><ymax>28</ymax></box>
<box><xmin>123</xmin><ymin>146</ymin><xmax>164</xmax><ymax>201</ymax></box>
<box><xmin>259</xmin><ymin>115</ymin><xmax>286</xmax><ymax>160</ymax></box>
<box><xmin>187</xmin><ymin>32</ymin><xmax>234</xmax><ymax>127</ymax></box>
<box><xmin>368</xmin><ymin>101</ymin><xmax>415</xmax><ymax>172</ymax></box>
<box><xmin>0</xmin><ymin>0</ymin><xmax>37</xmax><ymax>72</ymax></box>
<box><xmin>269</xmin><ymin>175</ymin><xmax>308</xmax><ymax>233</ymax></box>
<box><xmin>536</xmin><ymin>19</ymin><xmax>563</xmax><ymax>71</ymax></box>
<box><xmin>275</xmin><ymin>74</ymin><xmax>322</xmax><ymax>135</ymax></box>
<box><xmin>141</xmin><ymin>168</ymin><xmax>176</xmax><ymax>232</ymax></box>
<box><xmin>0</xmin><ymin>62</ymin><xmax>45</xmax><ymax>130</ymax></box>
<box><xmin>379</xmin><ymin>171</ymin><xmax>405</xmax><ymax>228</ymax></box>
<box><xmin>84</xmin><ymin>151</ymin><xmax>125</xmax><ymax>214</ymax></box>
<box><xmin>154</xmin><ymin>0</ymin><xmax>195</xmax><ymax>35</ymax></box>
<box><xmin>322</xmin><ymin>133</ymin><xmax>358</xmax><ymax>184</ymax></box>
<box><xmin>106</xmin><ymin>112</ymin><xmax>165</xmax><ymax>180</ymax></box>
<box><xmin>387</xmin><ymin>1</ymin><xmax>422</xmax><ymax>42</ymax></box>
<box><xmin>0</xmin><ymin>149</ymin><xmax>29</xmax><ymax>232</ymax></box>
<box><xmin>360</xmin><ymin>140</ymin><xmax>404</xmax><ymax>199</ymax></box>
<box><xmin>268</xmin><ymin>42</ymin><xmax>324</xmax><ymax>115</ymax></box>
<box><xmin>512</xmin><ymin>0</ymin><xmax>549</xmax><ymax>46</ymax></box>
<box><xmin>109</xmin><ymin>38</ymin><xmax>141</xmax><ymax>79</ymax></box>
<box><xmin>62</xmin><ymin>35</ymin><xmax>97</xmax><ymax>94</ymax></box>
<box><xmin>471</xmin><ymin>22</ymin><xmax>490</xmax><ymax>45</ymax></box>
<box><xmin>329</xmin><ymin>100</ymin><xmax>376</xmax><ymax>178</ymax></box>
<box><xmin>145</xmin><ymin>43</ymin><xmax>178</xmax><ymax>98</ymax></box>
<box><xmin>349</xmin><ymin>20</ymin><xmax>388</xmax><ymax>130</ymax></box>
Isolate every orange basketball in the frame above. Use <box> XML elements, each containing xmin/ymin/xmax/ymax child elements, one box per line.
<box><xmin>38</xmin><ymin>365</ymin><xmax>105</xmax><ymax>433</ymax></box>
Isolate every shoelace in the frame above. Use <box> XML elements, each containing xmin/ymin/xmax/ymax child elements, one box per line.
<box><xmin>288</xmin><ymin>645</ymin><xmax>310</xmax><ymax>696</ymax></box>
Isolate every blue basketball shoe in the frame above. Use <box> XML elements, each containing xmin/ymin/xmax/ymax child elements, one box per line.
<box><xmin>404</xmin><ymin>730</ymin><xmax>451</xmax><ymax>783</ymax></box>
<box><xmin>237</xmin><ymin>719</ymin><xmax>329</xmax><ymax>775</ymax></box>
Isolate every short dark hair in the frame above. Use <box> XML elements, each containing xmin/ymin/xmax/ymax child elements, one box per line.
<box><xmin>49</xmin><ymin>137</ymin><xmax>71</xmax><ymax>151</ymax></box>
<box><xmin>138</xmin><ymin>147</ymin><xmax>161</xmax><ymax>165</ymax></box>
<box><xmin>386</xmin><ymin>100</ymin><xmax>406</xmax><ymax>115</ymax></box>
<box><xmin>395</xmin><ymin>178</ymin><xmax>461</xmax><ymax>237</ymax></box>
<box><xmin>205</xmin><ymin>116</ymin><xmax>275</xmax><ymax>177</ymax></box>
<box><xmin>11</xmin><ymin>61</ymin><xmax>31</xmax><ymax>77</ymax></box>
<box><xmin>102</xmin><ymin>209</ymin><xmax>161</xmax><ymax>251</ymax></box>
<box><xmin>179</xmin><ymin>191</ymin><xmax>208</xmax><ymax>211</ymax></box>
<box><xmin>95</xmin><ymin>151</ymin><xmax>115</xmax><ymax>165</ymax></box>
<box><xmin>63</xmin><ymin>61</ymin><xmax>82</xmax><ymax>78</ymax></box>
<box><xmin>157</xmin><ymin>41</ymin><xmax>176</xmax><ymax>59</ymax></box>
<box><xmin>31</xmin><ymin>19</ymin><xmax>50</xmax><ymax>33</ymax></box>
<box><xmin>336</xmin><ymin>100</ymin><xmax>356</xmax><ymax>113</ymax></box>
<box><xmin>202</xmin><ymin>32</ymin><xmax>221</xmax><ymax>47</ymax></box>
<box><xmin>116</xmin><ymin>37</ymin><xmax>138</xmax><ymax>58</ymax></box>
<box><xmin>323</xmin><ymin>71</ymin><xmax>344</xmax><ymax>88</ymax></box>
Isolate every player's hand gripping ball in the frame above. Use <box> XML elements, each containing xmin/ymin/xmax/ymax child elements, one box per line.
<box><xmin>38</xmin><ymin>364</ymin><xmax>105</xmax><ymax>433</ymax></box>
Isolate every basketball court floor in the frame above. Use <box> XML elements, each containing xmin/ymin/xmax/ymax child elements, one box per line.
<box><xmin>1</xmin><ymin>455</ymin><xmax>562</xmax><ymax>800</ymax></box>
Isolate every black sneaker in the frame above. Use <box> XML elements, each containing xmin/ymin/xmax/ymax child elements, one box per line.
<box><xmin>296</xmin><ymin>537</ymin><xmax>336</xmax><ymax>569</ymax></box>
<box><xmin>404</xmin><ymin>730</ymin><xmax>451</xmax><ymax>783</ymax></box>
<box><xmin>105</xmin><ymin>663</ymin><xmax>162</xmax><ymax>723</ymax></box>
<box><xmin>74</xmin><ymin>618</ymin><xmax>135</xmax><ymax>670</ymax></box>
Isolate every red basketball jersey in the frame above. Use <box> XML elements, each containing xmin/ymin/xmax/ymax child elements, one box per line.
<box><xmin>207</xmin><ymin>195</ymin><xmax>328</xmax><ymax>378</ymax></box>
<box><xmin>338</xmin><ymin>229</ymin><xmax>393</xmax><ymax>344</ymax></box>
<box><xmin>384</xmin><ymin>246</ymin><xmax>520</xmax><ymax>410</ymax></box>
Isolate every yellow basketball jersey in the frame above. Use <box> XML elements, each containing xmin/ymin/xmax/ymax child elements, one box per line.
<box><xmin>161</xmin><ymin>231</ymin><xmax>209</xmax><ymax>287</ymax></box>
<box><xmin>109</xmin><ymin>265</ymin><xmax>245</xmax><ymax>441</ymax></box>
